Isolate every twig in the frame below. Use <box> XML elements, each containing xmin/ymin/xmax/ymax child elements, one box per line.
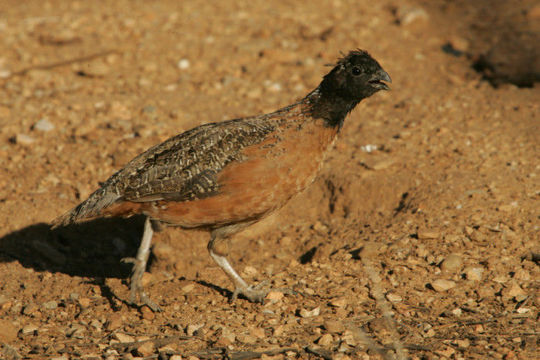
<box><xmin>229</xmin><ymin>347</ymin><xmax>299</xmax><ymax>360</ymax></box>
<box><xmin>189</xmin><ymin>347</ymin><xmax>298</xmax><ymax>360</ymax></box>
<box><xmin>362</xmin><ymin>258</ymin><xmax>407</xmax><ymax>360</ymax></box>
<box><xmin>109</xmin><ymin>334</ymin><xmax>197</xmax><ymax>352</ymax></box>
<box><xmin>305</xmin><ymin>346</ymin><xmax>333</xmax><ymax>360</ymax></box>
<box><xmin>7</xmin><ymin>49</ymin><xmax>119</xmax><ymax>78</ymax></box>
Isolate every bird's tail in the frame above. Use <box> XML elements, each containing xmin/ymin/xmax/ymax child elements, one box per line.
<box><xmin>51</xmin><ymin>187</ymin><xmax>120</xmax><ymax>228</ymax></box>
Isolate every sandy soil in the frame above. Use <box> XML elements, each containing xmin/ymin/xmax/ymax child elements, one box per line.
<box><xmin>0</xmin><ymin>1</ymin><xmax>538</xmax><ymax>359</ymax></box>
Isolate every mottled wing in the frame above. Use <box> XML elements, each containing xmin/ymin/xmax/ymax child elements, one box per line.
<box><xmin>109</xmin><ymin>118</ymin><xmax>277</xmax><ymax>203</ymax></box>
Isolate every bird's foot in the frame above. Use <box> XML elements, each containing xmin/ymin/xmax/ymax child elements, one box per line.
<box><xmin>231</xmin><ymin>280</ymin><xmax>269</xmax><ymax>303</ymax></box>
<box><xmin>121</xmin><ymin>257</ymin><xmax>162</xmax><ymax>312</ymax></box>
<box><xmin>231</xmin><ymin>281</ymin><xmax>297</xmax><ymax>304</ymax></box>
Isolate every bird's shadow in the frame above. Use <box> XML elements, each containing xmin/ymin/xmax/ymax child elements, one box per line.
<box><xmin>0</xmin><ymin>216</ymin><xmax>147</xmax><ymax>279</ymax></box>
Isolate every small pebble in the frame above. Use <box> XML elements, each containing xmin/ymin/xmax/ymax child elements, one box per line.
<box><xmin>417</xmin><ymin>231</ymin><xmax>439</xmax><ymax>239</ymax></box>
<box><xmin>21</xmin><ymin>324</ymin><xmax>38</xmax><ymax>335</ymax></box>
<box><xmin>186</xmin><ymin>323</ymin><xmax>204</xmax><ymax>336</ymax></box>
<box><xmin>431</xmin><ymin>279</ymin><xmax>457</xmax><ymax>292</ymax></box>
<box><xmin>114</xmin><ymin>332</ymin><xmax>135</xmax><ymax>343</ymax></box>
<box><xmin>502</xmin><ymin>282</ymin><xmax>526</xmax><ymax>300</ymax></box>
<box><xmin>396</xmin><ymin>5</ymin><xmax>429</xmax><ymax>26</ymax></box>
<box><xmin>464</xmin><ymin>266</ymin><xmax>484</xmax><ymax>281</ymax></box>
<box><xmin>440</xmin><ymin>253</ymin><xmax>463</xmax><ymax>273</ymax></box>
<box><xmin>236</xmin><ymin>333</ymin><xmax>257</xmax><ymax>344</ymax></box>
<box><xmin>23</xmin><ymin>302</ymin><xmax>39</xmax><ymax>315</ymax></box>
<box><xmin>181</xmin><ymin>283</ymin><xmax>195</xmax><ymax>293</ymax></box>
<box><xmin>177</xmin><ymin>59</ymin><xmax>190</xmax><ymax>69</ymax></box>
<box><xmin>250</xmin><ymin>327</ymin><xmax>265</xmax><ymax>339</ymax></box>
<box><xmin>386</xmin><ymin>293</ymin><xmax>402</xmax><ymax>302</ymax></box>
<box><xmin>141</xmin><ymin>306</ymin><xmax>155</xmax><ymax>320</ymax></box>
<box><xmin>324</xmin><ymin>320</ymin><xmax>345</xmax><ymax>334</ymax></box>
<box><xmin>329</xmin><ymin>297</ymin><xmax>347</xmax><ymax>308</ymax></box>
<box><xmin>299</xmin><ymin>307</ymin><xmax>320</xmax><ymax>318</ymax></box>
<box><xmin>265</xmin><ymin>291</ymin><xmax>284</xmax><ymax>302</ymax></box>
<box><xmin>33</xmin><ymin>118</ymin><xmax>55</xmax><ymax>132</ymax></box>
<box><xmin>50</xmin><ymin>355</ymin><xmax>68</xmax><ymax>360</ymax></box>
<box><xmin>317</xmin><ymin>333</ymin><xmax>333</xmax><ymax>346</ymax></box>
<box><xmin>66</xmin><ymin>324</ymin><xmax>85</xmax><ymax>339</ymax></box>
<box><xmin>42</xmin><ymin>300</ymin><xmax>58</xmax><ymax>310</ymax></box>
<box><xmin>106</xmin><ymin>313</ymin><xmax>123</xmax><ymax>331</ymax></box>
<box><xmin>13</xmin><ymin>134</ymin><xmax>35</xmax><ymax>146</ymax></box>
<box><xmin>78</xmin><ymin>297</ymin><xmax>91</xmax><ymax>307</ymax></box>
<box><xmin>136</xmin><ymin>341</ymin><xmax>155</xmax><ymax>357</ymax></box>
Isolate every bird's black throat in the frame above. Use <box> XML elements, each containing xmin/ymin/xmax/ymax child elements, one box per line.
<box><xmin>307</xmin><ymin>87</ymin><xmax>361</xmax><ymax>129</ymax></box>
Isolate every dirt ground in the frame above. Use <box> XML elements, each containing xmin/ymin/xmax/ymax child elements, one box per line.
<box><xmin>0</xmin><ymin>1</ymin><xmax>538</xmax><ymax>359</ymax></box>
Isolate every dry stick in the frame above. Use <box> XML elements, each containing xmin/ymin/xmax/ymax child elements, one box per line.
<box><xmin>362</xmin><ymin>258</ymin><xmax>407</xmax><ymax>360</ymax></box>
<box><xmin>109</xmin><ymin>334</ymin><xmax>197</xmax><ymax>352</ymax></box>
<box><xmin>7</xmin><ymin>49</ymin><xmax>119</xmax><ymax>78</ymax></box>
<box><xmin>190</xmin><ymin>347</ymin><xmax>298</xmax><ymax>360</ymax></box>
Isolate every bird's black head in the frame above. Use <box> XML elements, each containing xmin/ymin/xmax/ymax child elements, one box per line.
<box><xmin>320</xmin><ymin>50</ymin><xmax>391</xmax><ymax>101</ymax></box>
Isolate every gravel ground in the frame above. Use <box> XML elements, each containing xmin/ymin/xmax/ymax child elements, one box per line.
<box><xmin>0</xmin><ymin>1</ymin><xmax>538</xmax><ymax>359</ymax></box>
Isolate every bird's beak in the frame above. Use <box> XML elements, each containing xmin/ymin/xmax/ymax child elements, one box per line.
<box><xmin>370</xmin><ymin>69</ymin><xmax>392</xmax><ymax>90</ymax></box>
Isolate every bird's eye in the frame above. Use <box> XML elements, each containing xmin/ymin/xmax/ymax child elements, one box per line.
<box><xmin>351</xmin><ymin>66</ymin><xmax>361</xmax><ymax>76</ymax></box>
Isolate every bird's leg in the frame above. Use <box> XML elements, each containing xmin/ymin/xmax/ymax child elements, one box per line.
<box><xmin>208</xmin><ymin>232</ymin><xmax>269</xmax><ymax>303</ymax></box>
<box><xmin>121</xmin><ymin>216</ymin><xmax>162</xmax><ymax>312</ymax></box>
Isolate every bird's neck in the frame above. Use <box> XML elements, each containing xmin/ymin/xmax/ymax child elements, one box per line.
<box><xmin>305</xmin><ymin>87</ymin><xmax>360</xmax><ymax>129</ymax></box>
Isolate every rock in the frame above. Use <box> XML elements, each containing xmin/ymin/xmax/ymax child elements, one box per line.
<box><xmin>152</xmin><ymin>242</ymin><xmax>175</xmax><ymax>261</ymax></box>
<box><xmin>317</xmin><ymin>333</ymin><xmax>333</xmax><ymax>346</ymax></box>
<box><xmin>265</xmin><ymin>291</ymin><xmax>284</xmax><ymax>302</ymax></box>
<box><xmin>90</xmin><ymin>319</ymin><xmax>102</xmax><ymax>330</ymax></box>
<box><xmin>114</xmin><ymin>332</ymin><xmax>135</xmax><ymax>343</ymax></box>
<box><xmin>372</xmin><ymin>159</ymin><xmax>394</xmax><ymax>170</ymax></box>
<box><xmin>177</xmin><ymin>59</ymin><xmax>190</xmax><ymax>70</ymax></box>
<box><xmin>502</xmin><ymin>282</ymin><xmax>526</xmax><ymax>300</ymax></box>
<box><xmin>396</xmin><ymin>5</ymin><xmax>429</xmax><ymax>26</ymax></box>
<box><xmin>386</xmin><ymin>293</ymin><xmax>402</xmax><ymax>302</ymax></box>
<box><xmin>448</xmin><ymin>36</ymin><xmax>469</xmax><ymax>53</ymax></box>
<box><xmin>431</xmin><ymin>279</ymin><xmax>456</xmax><ymax>292</ymax></box>
<box><xmin>141</xmin><ymin>272</ymin><xmax>154</xmax><ymax>287</ymax></box>
<box><xmin>42</xmin><ymin>300</ymin><xmax>58</xmax><ymax>310</ymax></box>
<box><xmin>106</xmin><ymin>313</ymin><xmax>123</xmax><ymax>331</ymax></box>
<box><xmin>21</xmin><ymin>324</ymin><xmax>38</xmax><ymax>335</ymax></box>
<box><xmin>236</xmin><ymin>333</ymin><xmax>257</xmax><ymax>344</ymax></box>
<box><xmin>66</xmin><ymin>324</ymin><xmax>85</xmax><ymax>339</ymax></box>
<box><xmin>329</xmin><ymin>298</ymin><xmax>347</xmax><ymax>308</ymax></box>
<box><xmin>136</xmin><ymin>341</ymin><xmax>155</xmax><ymax>357</ymax></box>
<box><xmin>141</xmin><ymin>305</ymin><xmax>155</xmax><ymax>320</ymax></box>
<box><xmin>13</xmin><ymin>134</ymin><xmax>35</xmax><ymax>146</ymax></box>
<box><xmin>181</xmin><ymin>283</ymin><xmax>195</xmax><ymax>293</ymax></box>
<box><xmin>0</xmin><ymin>69</ymin><xmax>11</xmax><ymax>79</ymax></box>
<box><xmin>417</xmin><ymin>231</ymin><xmax>439</xmax><ymax>239</ymax></box>
<box><xmin>23</xmin><ymin>302</ymin><xmax>39</xmax><ymax>315</ymax></box>
<box><xmin>464</xmin><ymin>266</ymin><xmax>484</xmax><ymax>281</ymax></box>
<box><xmin>33</xmin><ymin>118</ymin><xmax>55</xmax><ymax>132</ymax></box>
<box><xmin>250</xmin><ymin>327</ymin><xmax>265</xmax><ymax>339</ymax></box>
<box><xmin>440</xmin><ymin>254</ymin><xmax>463</xmax><ymax>273</ymax></box>
<box><xmin>299</xmin><ymin>307</ymin><xmax>320</xmax><ymax>318</ymax></box>
<box><xmin>170</xmin><ymin>356</ymin><xmax>183</xmax><ymax>360</ymax></box>
<box><xmin>78</xmin><ymin>297</ymin><xmax>91</xmax><ymax>307</ymax></box>
<box><xmin>50</xmin><ymin>356</ymin><xmax>68</xmax><ymax>360</ymax></box>
<box><xmin>324</xmin><ymin>320</ymin><xmax>345</xmax><ymax>334</ymax></box>
<box><xmin>186</xmin><ymin>323</ymin><xmax>204</xmax><ymax>336</ymax></box>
